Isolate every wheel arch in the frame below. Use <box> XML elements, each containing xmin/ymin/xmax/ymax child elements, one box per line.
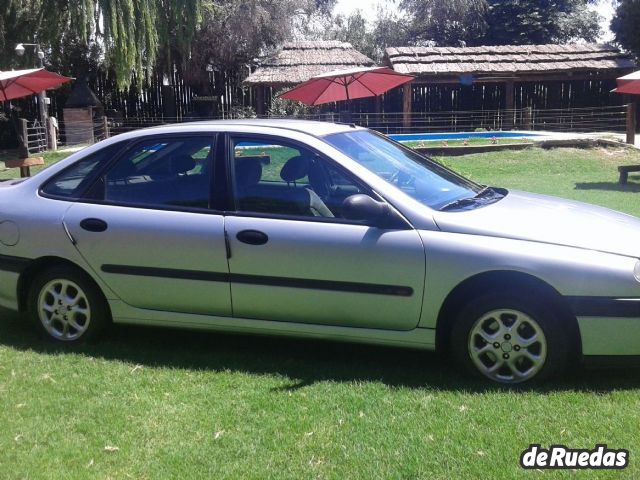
<box><xmin>435</xmin><ymin>270</ymin><xmax>580</xmax><ymax>354</ymax></box>
<box><xmin>17</xmin><ymin>256</ymin><xmax>107</xmax><ymax>313</ymax></box>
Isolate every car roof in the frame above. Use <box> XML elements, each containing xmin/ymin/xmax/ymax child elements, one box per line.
<box><xmin>145</xmin><ymin>118</ymin><xmax>362</xmax><ymax>137</ymax></box>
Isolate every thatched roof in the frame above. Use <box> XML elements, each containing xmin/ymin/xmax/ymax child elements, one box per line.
<box><xmin>244</xmin><ymin>41</ymin><xmax>375</xmax><ymax>86</ymax></box>
<box><xmin>385</xmin><ymin>43</ymin><xmax>635</xmax><ymax>78</ymax></box>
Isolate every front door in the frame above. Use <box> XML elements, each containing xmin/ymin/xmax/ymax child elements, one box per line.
<box><xmin>225</xmin><ymin>134</ymin><xmax>425</xmax><ymax>330</ymax></box>
<box><xmin>63</xmin><ymin>134</ymin><xmax>231</xmax><ymax>316</ymax></box>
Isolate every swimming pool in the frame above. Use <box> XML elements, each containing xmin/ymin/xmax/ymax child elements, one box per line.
<box><xmin>389</xmin><ymin>131</ymin><xmax>543</xmax><ymax>142</ymax></box>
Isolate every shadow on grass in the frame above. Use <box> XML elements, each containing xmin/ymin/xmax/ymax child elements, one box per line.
<box><xmin>575</xmin><ymin>180</ymin><xmax>640</xmax><ymax>192</ymax></box>
<box><xmin>1</xmin><ymin>308</ymin><xmax>638</xmax><ymax>394</ymax></box>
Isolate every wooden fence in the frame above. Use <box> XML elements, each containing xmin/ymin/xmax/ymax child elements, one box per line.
<box><xmin>72</xmin><ymin>105</ymin><xmax>627</xmax><ymax>142</ymax></box>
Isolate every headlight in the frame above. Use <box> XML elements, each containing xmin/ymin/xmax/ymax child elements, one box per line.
<box><xmin>634</xmin><ymin>260</ymin><xmax>640</xmax><ymax>283</ymax></box>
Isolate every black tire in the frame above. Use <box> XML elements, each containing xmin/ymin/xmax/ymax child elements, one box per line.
<box><xmin>450</xmin><ymin>290</ymin><xmax>574</xmax><ymax>385</ymax></box>
<box><xmin>27</xmin><ymin>265</ymin><xmax>110</xmax><ymax>344</ymax></box>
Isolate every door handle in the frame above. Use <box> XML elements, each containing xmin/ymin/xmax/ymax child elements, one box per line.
<box><xmin>80</xmin><ymin>218</ymin><xmax>108</xmax><ymax>233</ymax></box>
<box><xmin>236</xmin><ymin>229</ymin><xmax>268</xmax><ymax>245</ymax></box>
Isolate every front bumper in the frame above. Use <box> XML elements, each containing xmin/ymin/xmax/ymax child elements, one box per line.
<box><xmin>578</xmin><ymin>316</ymin><xmax>640</xmax><ymax>356</ymax></box>
<box><xmin>566</xmin><ymin>296</ymin><xmax>640</xmax><ymax>356</ymax></box>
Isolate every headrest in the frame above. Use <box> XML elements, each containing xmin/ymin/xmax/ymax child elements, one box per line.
<box><xmin>235</xmin><ymin>158</ymin><xmax>262</xmax><ymax>188</ymax></box>
<box><xmin>280</xmin><ymin>155</ymin><xmax>310</xmax><ymax>183</ymax></box>
<box><xmin>171</xmin><ymin>154</ymin><xmax>196</xmax><ymax>174</ymax></box>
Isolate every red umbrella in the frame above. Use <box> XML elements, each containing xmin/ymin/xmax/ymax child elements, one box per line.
<box><xmin>0</xmin><ymin>68</ymin><xmax>73</xmax><ymax>102</ymax></box>
<box><xmin>614</xmin><ymin>70</ymin><xmax>640</xmax><ymax>95</ymax></box>
<box><xmin>279</xmin><ymin>66</ymin><xmax>414</xmax><ymax>106</ymax></box>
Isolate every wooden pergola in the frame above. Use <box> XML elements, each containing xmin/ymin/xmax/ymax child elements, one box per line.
<box><xmin>384</xmin><ymin>43</ymin><xmax>636</xmax><ymax>129</ymax></box>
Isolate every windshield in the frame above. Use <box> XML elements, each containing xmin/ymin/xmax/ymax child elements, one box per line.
<box><xmin>324</xmin><ymin>130</ymin><xmax>482</xmax><ymax>210</ymax></box>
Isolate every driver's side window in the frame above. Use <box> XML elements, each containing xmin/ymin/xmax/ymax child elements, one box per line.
<box><xmin>231</xmin><ymin>136</ymin><xmax>368</xmax><ymax>219</ymax></box>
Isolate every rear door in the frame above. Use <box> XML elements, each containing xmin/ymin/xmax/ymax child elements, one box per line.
<box><xmin>224</xmin><ymin>134</ymin><xmax>425</xmax><ymax>330</ymax></box>
<box><xmin>62</xmin><ymin>134</ymin><xmax>231</xmax><ymax>316</ymax></box>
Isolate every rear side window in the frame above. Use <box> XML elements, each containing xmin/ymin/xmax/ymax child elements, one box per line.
<box><xmin>41</xmin><ymin>143</ymin><xmax>122</xmax><ymax>199</ymax></box>
<box><xmin>103</xmin><ymin>136</ymin><xmax>214</xmax><ymax>210</ymax></box>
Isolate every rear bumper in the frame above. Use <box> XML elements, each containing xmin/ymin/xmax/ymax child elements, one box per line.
<box><xmin>0</xmin><ymin>270</ymin><xmax>20</xmax><ymax>311</ymax></box>
<box><xmin>0</xmin><ymin>254</ymin><xmax>28</xmax><ymax>311</ymax></box>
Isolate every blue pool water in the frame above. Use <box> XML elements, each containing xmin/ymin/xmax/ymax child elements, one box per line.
<box><xmin>389</xmin><ymin>131</ymin><xmax>542</xmax><ymax>142</ymax></box>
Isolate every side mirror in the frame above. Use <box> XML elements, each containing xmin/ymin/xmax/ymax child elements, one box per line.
<box><xmin>342</xmin><ymin>194</ymin><xmax>392</xmax><ymax>226</ymax></box>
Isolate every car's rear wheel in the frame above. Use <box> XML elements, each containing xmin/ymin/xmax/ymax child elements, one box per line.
<box><xmin>451</xmin><ymin>291</ymin><xmax>572</xmax><ymax>384</ymax></box>
<box><xmin>27</xmin><ymin>265</ymin><xmax>109</xmax><ymax>343</ymax></box>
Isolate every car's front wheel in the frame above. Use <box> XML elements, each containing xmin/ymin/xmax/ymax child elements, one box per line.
<box><xmin>27</xmin><ymin>265</ymin><xmax>109</xmax><ymax>343</ymax></box>
<box><xmin>451</xmin><ymin>291</ymin><xmax>573</xmax><ymax>384</ymax></box>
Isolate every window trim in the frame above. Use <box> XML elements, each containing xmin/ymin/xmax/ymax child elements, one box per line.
<box><xmin>226</xmin><ymin>209</ymin><xmax>376</xmax><ymax>227</ymax></box>
<box><xmin>66</xmin><ymin>197</ymin><xmax>221</xmax><ymax>216</ymax></box>
<box><xmin>223</xmin><ymin>132</ymin><xmax>407</xmax><ymax>227</ymax></box>
<box><xmin>66</xmin><ymin>132</ymin><xmax>223</xmax><ymax>214</ymax></box>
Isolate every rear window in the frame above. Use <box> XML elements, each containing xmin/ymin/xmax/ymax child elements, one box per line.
<box><xmin>41</xmin><ymin>143</ymin><xmax>123</xmax><ymax>199</ymax></box>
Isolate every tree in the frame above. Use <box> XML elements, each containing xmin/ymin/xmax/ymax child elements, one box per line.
<box><xmin>399</xmin><ymin>0</ymin><xmax>602</xmax><ymax>47</ymax></box>
<box><xmin>290</xmin><ymin>0</ymin><xmax>337</xmax><ymax>40</ymax></box>
<box><xmin>0</xmin><ymin>0</ymin><xmax>203</xmax><ymax>89</ymax></box>
<box><xmin>187</xmin><ymin>0</ymin><xmax>310</xmax><ymax>93</ymax></box>
<box><xmin>371</xmin><ymin>5</ymin><xmax>411</xmax><ymax>60</ymax></box>
<box><xmin>324</xmin><ymin>10</ymin><xmax>376</xmax><ymax>60</ymax></box>
<box><xmin>611</xmin><ymin>0</ymin><xmax>640</xmax><ymax>58</ymax></box>
<box><xmin>401</xmin><ymin>0</ymin><xmax>488</xmax><ymax>46</ymax></box>
<box><xmin>155</xmin><ymin>0</ymin><xmax>203</xmax><ymax>75</ymax></box>
<box><xmin>484</xmin><ymin>0</ymin><xmax>602</xmax><ymax>45</ymax></box>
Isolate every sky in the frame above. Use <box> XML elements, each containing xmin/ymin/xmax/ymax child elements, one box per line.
<box><xmin>333</xmin><ymin>0</ymin><xmax>617</xmax><ymax>42</ymax></box>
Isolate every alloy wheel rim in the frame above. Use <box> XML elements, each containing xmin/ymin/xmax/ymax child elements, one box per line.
<box><xmin>468</xmin><ymin>309</ymin><xmax>547</xmax><ymax>383</ymax></box>
<box><xmin>37</xmin><ymin>279</ymin><xmax>91</xmax><ymax>341</ymax></box>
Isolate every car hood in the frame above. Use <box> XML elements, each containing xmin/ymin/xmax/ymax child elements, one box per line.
<box><xmin>433</xmin><ymin>190</ymin><xmax>640</xmax><ymax>258</ymax></box>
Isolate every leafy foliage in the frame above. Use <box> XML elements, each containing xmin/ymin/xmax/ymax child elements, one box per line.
<box><xmin>0</xmin><ymin>0</ymin><xmax>613</xmax><ymax>98</ymax></box>
<box><xmin>324</xmin><ymin>10</ymin><xmax>376</xmax><ymax>60</ymax></box>
<box><xmin>100</xmin><ymin>0</ymin><xmax>157</xmax><ymax>88</ymax></box>
<box><xmin>0</xmin><ymin>0</ymin><xmax>201</xmax><ymax>89</ymax></box>
<box><xmin>269</xmin><ymin>88</ymin><xmax>320</xmax><ymax>117</ymax></box>
<box><xmin>186</xmin><ymin>0</ymin><xmax>306</xmax><ymax>91</ymax></box>
<box><xmin>484</xmin><ymin>0</ymin><xmax>602</xmax><ymax>45</ymax></box>
<box><xmin>399</xmin><ymin>0</ymin><xmax>601</xmax><ymax>47</ymax></box>
<box><xmin>155</xmin><ymin>0</ymin><xmax>203</xmax><ymax>77</ymax></box>
<box><xmin>370</xmin><ymin>6</ymin><xmax>410</xmax><ymax>61</ymax></box>
<box><xmin>611</xmin><ymin>0</ymin><xmax>640</xmax><ymax>59</ymax></box>
<box><xmin>96</xmin><ymin>0</ymin><xmax>203</xmax><ymax>89</ymax></box>
<box><xmin>401</xmin><ymin>0</ymin><xmax>488</xmax><ymax>46</ymax></box>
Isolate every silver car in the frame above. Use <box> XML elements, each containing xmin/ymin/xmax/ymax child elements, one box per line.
<box><xmin>0</xmin><ymin>120</ymin><xmax>638</xmax><ymax>384</ymax></box>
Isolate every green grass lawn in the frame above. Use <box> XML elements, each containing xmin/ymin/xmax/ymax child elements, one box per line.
<box><xmin>438</xmin><ymin>146</ymin><xmax>640</xmax><ymax>217</ymax></box>
<box><xmin>1</xmin><ymin>145</ymin><xmax>640</xmax><ymax>479</ymax></box>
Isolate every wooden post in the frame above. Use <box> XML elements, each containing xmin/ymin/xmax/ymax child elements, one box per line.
<box><xmin>504</xmin><ymin>80</ymin><xmax>515</xmax><ymax>129</ymax></box>
<box><xmin>524</xmin><ymin>106</ymin><xmax>533</xmax><ymax>130</ymax></box>
<box><xmin>374</xmin><ymin>95</ymin><xmax>382</xmax><ymax>114</ymax></box>
<box><xmin>19</xmin><ymin>118</ymin><xmax>29</xmax><ymax>157</ymax></box>
<box><xmin>402</xmin><ymin>82</ymin><xmax>412</xmax><ymax>131</ymax></box>
<box><xmin>255</xmin><ymin>86</ymin><xmax>265</xmax><ymax>117</ymax></box>
<box><xmin>47</xmin><ymin>117</ymin><xmax>58</xmax><ymax>151</ymax></box>
<box><xmin>627</xmin><ymin>101</ymin><xmax>637</xmax><ymax>145</ymax></box>
<box><xmin>103</xmin><ymin>116</ymin><xmax>110</xmax><ymax>138</ymax></box>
